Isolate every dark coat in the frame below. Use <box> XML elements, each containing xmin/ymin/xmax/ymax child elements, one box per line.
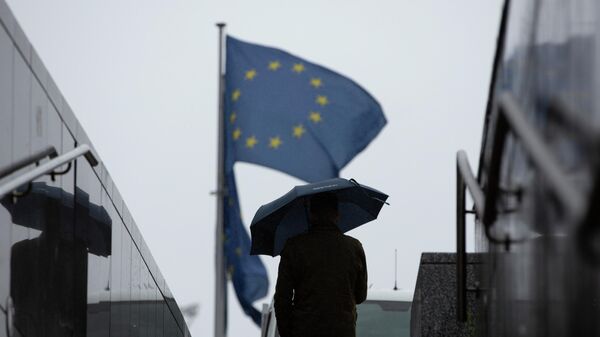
<box><xmin>274</xmin><ymin>222</ymin><xmax>368</xmax><ymax>337</ymax></box>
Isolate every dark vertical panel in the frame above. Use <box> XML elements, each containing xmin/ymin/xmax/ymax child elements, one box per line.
<box><xmin>78</xmin><ymin>160</ymin><xmax>111</xmax><ymax>337</ymax></box>
<box><xmin>0</xmin><ymin>204</ymin><xmax>10</xmax><ymax>310</ymax></box>
<box><xmin>140</xmin><ymin>264</ymin><xmax>147</xmax><ymax>337</ymax></box>
<box><xmin>0</xmin><ymin>24</ymin><xmax>12</xmax><ymax>171</ymax></box>
<box><xmin>0</xmin><ymin>312</ymin><xmax>6</xmax><ymax>337</ymax></box>
<box><xmin>109</xmin><ymin>196</ymin><xmax>123</xmax><ymax>337</ymax></box>
<box><xmin>149</xmin><ymin>273</ymin><xmax>157</xmax><ymax>337</ymax></box>
<box><xmin>140</xmin><ymin>264</ymin><xmax>149</xmax><ymax>337</ymax></box>
<box><xmin>164</xmin><ymin>310</ymin><xmax>177</xmax><ymax>337</ymax></box>
<box><xmin>6</xmin><ymin>130</ymin><xmax>76</xmax><ymax>337</ymax></box>
<box><xmin>156</xmin><ymin>287</ymin><xmax>164</xmax><ymax>337</ymax></box>
<box><xmin>130</xmin><ymin>248</ymin><xmax>141</xmax><ymax>337</ymax></box>
<box><xmin>120</xmin><ymin>234</ymin><xmax>132</xmax><ymax>336</ymax></box>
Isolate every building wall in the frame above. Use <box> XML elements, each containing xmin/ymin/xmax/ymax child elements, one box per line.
<box><xmin>474</xmin><ymin>1</ymin><xmax>600</xmax><ymax>336</ymax></box>
<box><xmin>0</xmin><ymin>1</ymin><xmax>190</xmax><ymax>336</ymax></box>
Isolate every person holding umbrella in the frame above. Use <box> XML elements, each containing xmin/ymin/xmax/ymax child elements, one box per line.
<box><xmin>250</xmin><ymin>178</ymin><xmax>388</xmax><ymax>337</ymax></box>
<box><xmin>274</xmin><ymin>191</ymin><xmax>367</xmax><ymax>337</ymax></box>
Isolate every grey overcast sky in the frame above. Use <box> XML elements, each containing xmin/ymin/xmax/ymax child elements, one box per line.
<box><xmin>6</xmin><ymin>1</ymin><xmax>503</xmax><ymax>336</ymax></box>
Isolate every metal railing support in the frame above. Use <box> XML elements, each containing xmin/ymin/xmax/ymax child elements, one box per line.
<box><xmin>0</xmin><ymin>146</ymin><xmax>57</xmax><ymax>180</ymax></box>
<box><xmin>456</xmin><ymin>150</ymin><xmax>485</xmax><ymax>322</ymax></box>
<box><xmin>0</xmin><ymin>144</ymin><xmax>98</xmax><ymax>198</ymax></box>
<box><xmin>456</xmin><ymin>154</ymin><xmax>467</xmax><ymax>322</ymax></box>
<box><xmin>483</xmin><ymin>93</ymin><xmax>585</xmax><ymax>230</ymax></box>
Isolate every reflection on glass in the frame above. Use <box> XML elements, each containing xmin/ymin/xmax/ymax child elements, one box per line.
<box><xmin>3</xmin><ymin>182</ymin><xmax>112</xmax><ymax>337</ymax></box>
<box><xmin>120</xmin><ymin>234</ymin><xmax>132</xmax><ymax>336</ymax></box>
<box><xmin>0</xmin><ymin>202</ymin><xmax>12</xmax><ymax>309</ymax></box>
<box><xmin>131</xmin><ymin>249</ymin><xmax>141</xmax><ymax>335</ymax></box>
<box><xmin>85</xmin><ymin>182</ymin><xmax>111</xmax><ymax>337</ymax></box>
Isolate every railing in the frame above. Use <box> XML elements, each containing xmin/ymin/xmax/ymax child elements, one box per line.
<box><xmin>454</xmin><ymin>91</ymin><xmax>596</xmax><ymax>321</ymax></box>
<box><xmin>455</xmin><ymin>150</ymin><xmax>484</xmax><ymax>322</ymax></box>
<box><xmin>0</xmin><ymin>146</ymin><xmax>57</xmax><ymax>180</ymax></box>
<box><xmin>483</xmin><ymin>93</ymin><xmax>585</xmax><ymax>228</ymax></box>
<box><xmin>0</xmin><ymin>144</ymin><xmax>98</xmax><ymax>199</ymax></box>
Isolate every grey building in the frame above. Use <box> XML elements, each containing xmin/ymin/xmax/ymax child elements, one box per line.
<box><xmin>0</xmin><ymin>1</ymin><xmax>191</xmax><ymax>336</ymax></box>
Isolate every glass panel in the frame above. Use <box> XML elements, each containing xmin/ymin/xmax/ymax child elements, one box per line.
<box><xmin>0</xmin><ymin>200</ymin><xmax>10</xmax><ymax>308</ymax></box>
<box><xmin>79</xmin><ymin>161</ymin><xmax>111</xmax><ymax>337</ymax></box>
<box><xmin>140</xmin><ymin>263</ymin><xmax>151</xmax><ymax>337</ymax></box>
<box><xmin>0</xmin><ymin>311</ymin><xmax>6</xmax><ymax>337</ymax></box>
<box><xmin>121</xmin><ymin>234</ymin><xmax>132</xmax><ymax>336</ymax></box>
<box><xmin>12</xmin><ymin>50</ymin><xmax>31</xmax><ymax>168</ymax></box>
<box><xmin>30</xmin><ymin>79</ymin><xmax>49</xmax><ymax>154</ymax></box>
<box><xmin>0</xmin><ymin>25</ymin><xmax>12</xmax><ymax>171</ymax></box>
<box><xmin>164</xmin><ymin>310</ymin><xmax>178</xmax><ymax>337</ymax></box>
<box><xmin>109</xmin><ymin>199</ymin><xmax>125</xmax><ymax>337</ymax></box>
<box><xmin>0</xmin><ymin>26</ymin><xmax>13</xmax><ymax>307</ymax></box>
<box><xmin>156</xmin><ymin>286</ymin><xmax>164</xmax><ymax>337</ymax></box>
<box><xmin>7</xmin><ymin>134</ymin><xmax>77</xmax><ymax>336</ymax></box>
<box><xmin>130</xmin><ymin>247</ymin><xmax>141</xmax><ymax>336</ymax></box>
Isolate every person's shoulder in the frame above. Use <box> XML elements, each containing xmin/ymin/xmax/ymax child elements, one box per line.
<box><xmin>342</xmin><ymin>234</ymin><xmax>363</xmax><ymax>248</ymax></box>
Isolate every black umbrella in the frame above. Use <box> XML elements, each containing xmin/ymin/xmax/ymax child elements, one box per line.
<box><xmin>250</xmin><ymin>178</ymin><xmax>388</xmax><ymax>256</ymax></box>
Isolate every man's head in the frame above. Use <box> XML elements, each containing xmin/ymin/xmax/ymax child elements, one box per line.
<box><xmin>308</xmin><ymin>192</ymin><xmax>339</xmax><ymax>225</ymax></box>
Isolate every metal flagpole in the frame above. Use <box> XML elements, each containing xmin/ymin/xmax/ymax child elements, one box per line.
<box><xmin>215</xmin><ymin>22</ymin><xmax>227</xmax><ymax>337</ymax></box>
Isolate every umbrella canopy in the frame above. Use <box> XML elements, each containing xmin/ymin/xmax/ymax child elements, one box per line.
<box><xmin>250</xmin><ymin>178</ymin><xmax>388</xmax><ymax>256</ymax></box>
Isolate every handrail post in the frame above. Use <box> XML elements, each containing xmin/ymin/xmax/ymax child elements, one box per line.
<box><xmin>456</xmin><ymin>153</ymin><xmax>467</xmax><ymax>322</ymax></box>
<box><xmin>0</xmin><ymin>144</ymin><xmax>97</xmax><ymax>198</ymax></box>
<box><xmin>0</xmin><ymin>146</ymin><xmax>57</xmax><ymax>180</ymax></box>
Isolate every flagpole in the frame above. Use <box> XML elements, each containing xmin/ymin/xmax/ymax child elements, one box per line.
<box><xmin>215</xmin><ymin>22</ymin><xmax>227</xmax><ymax>337</ymax></box>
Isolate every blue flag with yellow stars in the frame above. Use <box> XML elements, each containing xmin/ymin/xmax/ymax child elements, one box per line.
<box><xmin>222</xmin><ymin>35</ymin><xmax>387</xmax><ymax>325</ymax></box>
<box><xmin>225</xmin><ymin>36</ymin><xmax>387</xmax><ymax>182</ymax></box>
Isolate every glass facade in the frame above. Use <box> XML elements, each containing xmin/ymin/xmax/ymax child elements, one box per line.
<box><xmin>0</xmin><ymin>2</ymin><xmax>191</xmax><ymax>336</ymax></box>
<box><xmin>474</xmin><ymin>1</ymin><xmax>600</xmax><ymax>336</ymax></box>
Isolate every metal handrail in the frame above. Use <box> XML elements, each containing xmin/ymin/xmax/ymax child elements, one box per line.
<box><xmin>453</xmin><ymin>90</ymin><xmax>589</xmax><ymax>320</ymax></box>
<box><xmin>458</xmin><ymin>151</ymin><xmax>485</xmax><ymax>217</ymax></box>
<box><xmin>0</xmin><ymin>146</ymin><xmax>57</xmax><ymax>180</ymax></box>
<box><xmin>0</xmin><ymin>144</ymin><xmax>98</xmax><ymax>198</ymax></box>
<box><xmin>483</xmin><ymin>93</ymin><xmax>585</xmax><ymax>229</ymax></box>
<box><xmin>547</xmin><ymin>97</ymin><xmax>600</xmax><ymax>147</ymax></box>
<box><xmin>456</xmin><ymin>150</ymin><xmax>485</xmax><ymax>322</ymax></box>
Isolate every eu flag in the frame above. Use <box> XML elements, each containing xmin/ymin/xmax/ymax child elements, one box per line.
<box><xmin>225</xmin><ymin>36</ymin><xmax>387</xmax><ymax>182</ymax></box>
<box><xmin>222</xmin><ymin>35</ymin><xmax>386</xmax><ymax>325</ymax></box>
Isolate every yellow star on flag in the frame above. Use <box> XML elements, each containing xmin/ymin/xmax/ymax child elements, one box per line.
<box><xmin>235</xmin><ymin>247</ymin><xmax>243</xmax><ymax>257</ymax></box>
<box><xmin>245</xmin><ymin>69</ymin><xmax>257</xmax><ymax>80</ymax></box>
<box><xmin>269</xmin><ymin>136</ymin><xmax>283</xmax><ymax>149</ymax></box>
<box><xmin>310</xmin><ymin>78</ymin><xmax>322</xmax><ymax>88</ymax></box>
<box><xmin>230</xmin><ymin>112</ymin><xmax>237</xmax><ymax>124</ymax></box>
<box><xmin>309</xmin><ymin>112</ymin><xmax>322</xmax><ymax>123</ymax></box>
<box><xmin>232</xmin><ymin>128</ymin><xmax>241</xmax><ymax>140</ymax></box>
<box><xmin>316</xmin><ymin>95</ymin><xmax>329</xmax><ymax>106</ymax></box>
<box><xmin>293</xmin><ymin>124</ymin><xmax>306</xmax><ymax>138</ymax></box>
<box><xmin>292</xmin><ymin>63</ymin><xmax>305</xmax><ymax>73</ymax></box>
<box><xmin>268</xmin><ymin>61</ymin><xmax>281</xmax><ymax>70</ymax></box>
<box><xmin>246</xmin><ymin>136</ymin><xmax>258</xmax><ymax>148</ymax></box>
<box><xmin>232</xmin><ymin>89</ymin><xmax>241</xmax><ymax>102</ymax></box>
